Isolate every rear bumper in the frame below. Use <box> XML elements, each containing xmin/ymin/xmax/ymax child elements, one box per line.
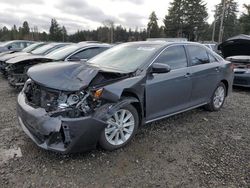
<box><xmin>234</xmin><ymin>73</ymin><xmax>250</xmax><ymax>87</ymax></box>
<box><xmin>17</xmin><ymin>92</ymin><xmax>107</xmax><ymax>154</ymax></box>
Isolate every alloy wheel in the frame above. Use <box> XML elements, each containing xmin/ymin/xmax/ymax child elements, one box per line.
<box><xmin>213</xmin><ymin>86</ymin><xmax>225</xmax><ymax>109</ymax></box>
<box><xmin>105</xmin><ymin>109</ymin><xmax>135</xmax><ymax>146</ymax></box>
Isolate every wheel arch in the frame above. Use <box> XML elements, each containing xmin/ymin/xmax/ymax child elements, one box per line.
<box><xmin>121</xmin><ymin>90</ymin><xmax>143</xmax><ymax>126</ymax></box>
<box><xmin>221</xmin><ymin>79</ymin><xmax>229</xmax><ymax>96</ymax></box>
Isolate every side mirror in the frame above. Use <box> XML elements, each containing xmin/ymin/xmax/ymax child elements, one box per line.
<box><xmin>151</xmin><ymin>63</ymin><xmax>171</xmax><ymax>74</ymax></box>
<box><xmin>7</xmin><ymin>46</ymin><xmax>12</xmax><ymax>50</ymax></box>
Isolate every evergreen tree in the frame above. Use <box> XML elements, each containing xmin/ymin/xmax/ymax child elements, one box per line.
<box><xmin>164</xmin><ymin>0</ymin><xmax>185</xmax><ymax>37</ymax></box>
<box><xmin>22</xmin><ymin>21</ymin><xmax>30</xmax><ymax>35</ymax></box>
<box><xmin>147</xmin><ymin>11</ymin><xmax>159</xmax><ymax>38</ymax></box>
<box><xmin>213</xmin><ymin>0</ymin><xmax>240</xmax><ymax>41</ymax></box>
<box><xmin>164</xmin><ymin>0</ymin><xmax>208</xmax><ymax>41</ymax></box>
<box><xmin>49</xmin><ymin>18</ymin><xmax>63</xmax><ymax>41</ymax></box>
<box><xmin>62</xmin><ymin>26</ymin><xmax>67</xmax><ymax>41</ymax></box>
<box><xmin>239</xmin><ymin>4</ymin><xmax>250</xmax><ymax>34</ymax></box>
<box><xmin>183</xmin><ymin>0</ymin><xmax>208</xmax><ymax>41</ymax></box>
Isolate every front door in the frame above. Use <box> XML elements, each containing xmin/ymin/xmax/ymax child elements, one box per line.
<box><xmin>146</xmin><ymin>45</ymin><xmax>192</xmax><ymax>121</ymax></box>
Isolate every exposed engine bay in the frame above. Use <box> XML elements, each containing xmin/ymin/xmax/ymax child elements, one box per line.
<box><xmin>24</xmin><ymin>79</ymin><xmax>102</xmax><ymax>118</ymax></box>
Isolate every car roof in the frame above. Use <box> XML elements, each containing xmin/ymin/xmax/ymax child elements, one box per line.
<box><xmin>123</xmin><ymin>41</ymin><xmax>205</xmax><ymax>48</ymax></box>
<box><xmin>75</xmin><ymin>42</ymin><xmax>112</xmax><ymax>48</ymax></box>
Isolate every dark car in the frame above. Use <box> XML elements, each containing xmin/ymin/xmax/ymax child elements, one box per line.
<box><xmin>17</xmin><ymin>41</ymin><xmax>234</xmax><ymax>153</ymax></box>
<box><xmin>6</xmin><ymin>43</ymin><xmax>110</xmax><ymax>87</ymax></box>
<box><xmin>0</xmin><ymin>40</ymin><xmax>34</xmax><ymax>53</ymax></box>
<box><xmin>219</xmin><ymin>34</ymin><xmax>250</xmax><ymax>87</ymax></box>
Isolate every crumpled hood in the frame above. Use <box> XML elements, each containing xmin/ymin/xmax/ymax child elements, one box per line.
<box><xmin>6</xmin><ymin>54</ymin><xmax>51</xmax><ymax>64</ymax></box>
<box><xmin>27</xmin><ymin>62</ymin><xmax>100</xmax><ymax>91</ymax></box>
<box><xmin>219</xmin><ymin>34</ymin><xmax>250</xmax><ymax>58</ymax></box>
<box><xmin>0</xmin><ymin>52</ymin><xmax>29</xmax><ymax>62</ymax></box>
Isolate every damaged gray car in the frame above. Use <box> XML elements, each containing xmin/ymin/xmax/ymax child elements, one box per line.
<box><xmin>17</xmin><ymin>41</ymin><xmax>234</xmax><ymax>153</ymax></box>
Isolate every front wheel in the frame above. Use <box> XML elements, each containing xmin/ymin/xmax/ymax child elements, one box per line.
<box><xmin>99</xmin><ymin>104</ymin><xmax>139</xmax><ymax>151</ymax></box>
<box><xmin>205</xmin><ymin>82</ymin><xmax>226</xmax><ymax>111</ymax></box>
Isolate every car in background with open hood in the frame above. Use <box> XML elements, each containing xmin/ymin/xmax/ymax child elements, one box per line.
<box><xmin>219</xmin><ymin>34</ymin><xmax>250</xmax><ymax>87</ymax></box>
<box><xmin>7</xmin><ymin>43</ymin><xmax>111</xmax><ymax>88</ymax></box>
<box><xmin>17</xmin><ymin>41</ymin><xmax>233</xmax><ymax>153</ymax></box>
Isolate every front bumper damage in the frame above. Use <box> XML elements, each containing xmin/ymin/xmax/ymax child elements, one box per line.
<box><xmin>17</xmin><ymin>92</ymin><xmax>108</xmax><ymax>153</ymax></box>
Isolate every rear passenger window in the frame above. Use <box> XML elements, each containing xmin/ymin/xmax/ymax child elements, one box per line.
<box><xmin>154</xmin><ymin>46</ymin><xmax>187</xmax><ymax>70</ymax></box>
<box><xmin>187</xmin><ymin>45</ymin><xmax>210</xmax><ymax>66</ymax></box>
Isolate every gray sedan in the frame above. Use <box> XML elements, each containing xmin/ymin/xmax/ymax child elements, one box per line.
<box><xmin>17</xmin><ymin>41</ymin><xmax>234</xmax><ymax>153</ymax></box>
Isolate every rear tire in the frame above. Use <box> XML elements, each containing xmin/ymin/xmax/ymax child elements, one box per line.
<box><xmin>99</xmin><ymin>104</ymin><xmax>139</xmax><ymax>151</ymax></box>
<box><xmin>204</xmin><ymin>82</ymin><xmax>226</xmax><ymax>111</ymax></box>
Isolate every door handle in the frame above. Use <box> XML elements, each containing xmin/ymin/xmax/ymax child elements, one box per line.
<box><xmin>215</xmin><ymin>67</ymin><xmax>221</xmax><ymax>72</ymax></box>
<box><xmin>184</xmin><ymin>73</ymin><xmax>191</xmax><ymax>78</ymax></box>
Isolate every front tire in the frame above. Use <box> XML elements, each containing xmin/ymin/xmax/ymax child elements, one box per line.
<box><xmin>205</xmin><ymin>82</ymin><xmax>226</xmax><ymax>111</ymax></box>
<box><xmin>99</xmin><ymin>104</ymin><xmax>139</xmax><ymax>151</ymax></box>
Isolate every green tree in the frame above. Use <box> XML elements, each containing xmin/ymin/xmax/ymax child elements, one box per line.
<box><xmin>183</xmin><ymin>0</ymin><xmax>208</xmax><ymax>41</ymax></box>
<box><xmin>22</xmin><ymin>21</ymin><xmax>30</xmax><ymax>35</ymax></box>
<box><xmin>239</xmin><ymin>4</ymin><xmax>250</xmax><ymax>34</ymax></box>
<box><xmin>164</xmin><ymin>0</ymin><xmax>185</xmax><ymax>37</ymax></box>
<box><xmin>147</xmin><ymin>11</ymin><xmax>159</xmax><ymax>38</ymax></box>
<box><xmin>164</xmin><ymin>0</ymin><xmax>208</xmax><ymax>41</ymax></box>
<box><xmin>49</xmin><ymin>18</ymin><xmax>63</xmax><ymax>41</ymax></box>
<box><xmin>214</xmin><ymin>0</ymin><xmax>240</xmax><ymax>41</ymax></box>
<box><xmin>62</xmin><ymin>26</ymin><xmax>67</xmax><ymax>41</ymax></box>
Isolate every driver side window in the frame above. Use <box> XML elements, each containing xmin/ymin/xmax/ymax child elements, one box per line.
<box><xmin>154</xmin><ymin>45</ymin><xmax>188</xmax><ymax>70</ymax></box>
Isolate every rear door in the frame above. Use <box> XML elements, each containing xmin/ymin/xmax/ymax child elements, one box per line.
<box><xmin>146</xmin><ymin>45</ymin><xmax>192</xmax><ymax>121</ymax></box>
<box><xmin>185</xmin><ymin>45</ymin><xmax>221</xmax><ymax>105</ymax></box>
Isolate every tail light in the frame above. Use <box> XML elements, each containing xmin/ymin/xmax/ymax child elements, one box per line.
<box><xmin>247</xmin><ymin>64</ymin><xmax>250</xmax><ymax>69</ymax></box>
<box><xmin>230</xmin><ymin>63</ymin><xmax>235</xmax><ymax>71</ymax></box>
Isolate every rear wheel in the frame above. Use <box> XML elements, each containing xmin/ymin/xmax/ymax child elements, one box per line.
<box><xmin>205</xmin><ymin>82</ymin><xmax>226</xmax><ymax>111</ymax></box>
<box><xmin>99</xmin><ymin>104</ymin><xmax>139</xmax><ymax>151</ymax></box>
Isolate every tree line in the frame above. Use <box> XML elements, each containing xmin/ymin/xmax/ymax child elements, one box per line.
<box><xmin>0</xmin><ymin>0</ymin><xmax>249</xmax><ymax>43</ymax></box>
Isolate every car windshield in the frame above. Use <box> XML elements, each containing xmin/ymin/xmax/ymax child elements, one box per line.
<box><xmin>46</xmin><ymin>45</ymin><xmax>80</xmax><ymax>60</ymax></box>
<box><xmin>31</xmin><ymin>44</ymin><xmax>58</xmax><ymax>55</ymax></box>
<box><xmin>22</xmin><ymin>43</ymin><xmax>42</xmax><ymax>53</ymax></box>
<box><xmin>88</xmin><ymin>43</ymin><xmax>162</xmax><ymax>72</ymax></box>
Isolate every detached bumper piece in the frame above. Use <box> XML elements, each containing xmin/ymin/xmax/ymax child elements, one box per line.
<box><xmin>17</xmin><ymin>92</ymin><xmax>107</xmax><ymax>154</ymax></box>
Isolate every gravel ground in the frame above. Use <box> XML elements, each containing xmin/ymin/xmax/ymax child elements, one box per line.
<box><xmin>0</xmin><ymin>75</ymin><xmax>249</xmax><ymax>188</ymax></box>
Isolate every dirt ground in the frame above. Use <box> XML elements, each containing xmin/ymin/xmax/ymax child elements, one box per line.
<box><xmin>0</xmin><ymin>76</ymin><xmax>249</xmax><ymax>188</ymax></box>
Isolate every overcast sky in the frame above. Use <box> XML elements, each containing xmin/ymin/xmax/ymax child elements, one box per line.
<box><xmin>0</xmin><ymin>0</ymin><xmax>249</xmax><ymax>33</ymax></box>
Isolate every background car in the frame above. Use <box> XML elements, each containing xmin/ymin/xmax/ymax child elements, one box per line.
<box><xmin>0</xmin><ymin>42</ymin><xmax>47</xmax><ymax>62</ymax></box>
<box><xmin>17</xmin><ymin>41</ymin><xmax>234</xmax><ymax>153</ymax></box>
<box><xmin>0</xmin><ymin>40</ymin><xmax>34</xmax><ymax>53</ymax></box>
<box><xmin>219</xmin><ymin>34</ymin><xmax>250</xmax><ymax>87</ymax></box>
<box><xmin>0</xmin><ymin>43</ymin><xmax>69</xmax><ymax>76</ymax></box>
<box><xmin>6</xmin><ymin>43</ymin><xmax>111</xmax><ymax>87</ymax></box>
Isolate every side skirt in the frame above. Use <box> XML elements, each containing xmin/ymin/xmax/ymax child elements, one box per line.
<box><xmin>145</xmin><ymin>102</ymin><xmax>208</xmax><ymax>124</ymax></box>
